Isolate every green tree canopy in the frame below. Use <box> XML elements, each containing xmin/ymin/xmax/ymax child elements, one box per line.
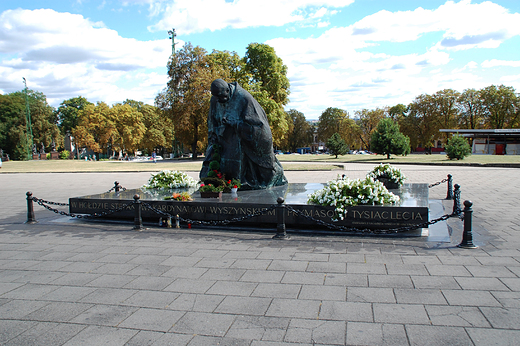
<box><xmin>317</xmin><ymin>107</ymin><xmax>348</xmax><ymax>142</ymax></box>
<box><xmin>56</xmin><ymin>96</ymin><xmax>93</xmax><ymax>135</ymax></box>
<box><xmin>355</xmin><ymin>108</ymin><xmax>386</xmax><ymax>149</ymax></box>
<box><xmin>286</xmin><ymin>109</ymin><xmax>313</xmax><ymax>152</ymax></box>
<box><xmin>371</xmin><ymin>118</ymin><xmax>410</xmax><ymax>159</ymax></box>
<box><xmin>480</xmin><ymin>85</ymin><xmax>519</xmax><ymax>129</ymax></box>
<box><xmin>244</xmin><ymin>43</ymin><xmax>290</xmax><ymax>146</ymax></box>
<box><xmin>156</xmin><ymin>43</ymin><xmax>216</xmax><ymax>159</ymax></box>
<box><xmin>326</xmin><ymin>132</ymin><xmax>349</xmax><ymax>158</ymax></box>
<box><xmin>0</xmin><ymin>90</ymin><xmax>61</xmax><ymax>160</ymax></box>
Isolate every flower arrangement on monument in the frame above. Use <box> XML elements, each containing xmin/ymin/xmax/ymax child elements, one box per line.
<box><xmin>164</xmin><ymin>192</ymin><xmax>193</xmax><ymax>201</ymax></box>
<box><xmin>144</xmin><ymin>170</ymin><xmax>198</xmax><ymax>189</ymax></box>
<box><xmin>199</xmin><ymin>183</ymin><xmax>225</xmax><ymax>193</ymax></box>
<box><xmin>307</xmin><ymin>176</ymin><xmax>400</xmax><ymax>221</ymax></box>
<box><xmin>200</xmin><ymin>143</ymin><xmax>241</xmax><ymax>193</ymax></box>
<box><xmin>367</xmin><ymin>163</ymin><xmax>406</xmax><ymax>187</ymax></box>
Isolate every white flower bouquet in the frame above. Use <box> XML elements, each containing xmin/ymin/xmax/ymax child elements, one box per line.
<box><xmin>144</xmin><ymin>170</ymin><xmax>198</xmax><ymax>189</ymax></box>
<box><xmin>367</xmin><ymin>163</ymin><xmax>406</xmax><ymax>186</ymax></box>
<box><xmin>307</xmin><ymin>176</ymin><xmax>400</xmax><ymax>221</ymax></box>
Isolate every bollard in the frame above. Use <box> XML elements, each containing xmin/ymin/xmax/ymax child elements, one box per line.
<box><xmin>114</xmin><ymin>181</ymin><xmax>121</xmax><ymax>192</ymax></box>
<box><xmin>25</xmin><ymin>191</ymin><xmax>38</xmax><ymax>224</ymax></box>
<box><xmin>133</xmin><ymin>194</ymin><xmax>144</xmax><ymax>231</ymax></box>
<box><xmin>458</xmin><ymin>200</ymin><xmax>478</xmax><ymax>249</ymax></box>
<box><xmin>452</xmin><ymin>184</ymin><xmax>461</xmax><ymax>215</ymax></box>
<box><xmin>273</xmin><ymin>197</ymin><xmax>289</xmax><ymax>239</ymax></box>
<box><xmin>175</xmin><ymin>214</ymin><xmax>180</xmax><ymax>229</ymax></box>
<box><xmin>446</xmin><ymin>174</ymin><xmax>453</xmax><ymax>200</ymax></box>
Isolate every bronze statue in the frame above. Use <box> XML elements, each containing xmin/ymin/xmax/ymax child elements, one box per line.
<box><xmin>200</xmin><ymin>79</ymin><xmax>287</xmax><ymax>190</ymax></box>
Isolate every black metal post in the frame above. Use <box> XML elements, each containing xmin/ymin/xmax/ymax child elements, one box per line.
<box><xmin>175</xmin><ymin>214</ymin><xmax>180</xmax><ymax>229</ymax></box>
<box><xmin>458</xmin><ymin>200</ymin><xmax>478</xmax><ymax>249</ymax></box>
<box><xmin>25</xmin><ymin>191</ymin><xmax>37</xmax><ymax>224</ymax></box>
<box><xmin>273</xmin><ymin>197</ymin><xmax>289</xmax><ymax>239</ymax></box>
<box><xmin>133</xmin><ymin>194</ymin><xmax>144</xmax><ymax>231</ymax></box>
<box><xmin>452</xmin><ymin>184</ymin><xmax>461</xmax><ymax>215</ymax></box>
<box><xmin>446</xmin><ymin>174</ymin><xmax>453</xmax><ymax>200</ymax></box>
<box><xmin>114</xmin><ymin>181</ymin><xmax>121</xmax><ymax>192</ymax></box>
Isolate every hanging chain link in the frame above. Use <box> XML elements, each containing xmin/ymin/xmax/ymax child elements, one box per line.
<box><xmin>30</xmin><ymin>177</ymin><xmax>463</xmax><ymax>233</ymax></box>
<box><xmin>141</xmin><ymin>202</ymin><xmax>277</xmax><ymax>226</ymax></box>
<box><xmin>31</xmin><ymin>197</ymin><xmax>134</xmax><ymax>219</ymax></box>
<box><xmin>106</xmin><ymin>185</ymin><xmax>127</xmax><ymax>193</ymax></box>
<box><xmin>284</xmin><ymin>205</ymin><xmax>459</xmax><ymax>235</ymax></box>
<box><xmin>428</xmin><ymin>178</ymin><xmax>448</xmax><ymax>188</ymax></box>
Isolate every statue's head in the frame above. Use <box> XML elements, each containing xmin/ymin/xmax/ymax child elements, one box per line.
<box><xmin>211</xmin><ymin>79</ymin><xmax>230</xmax><ymax>103</ymax></box>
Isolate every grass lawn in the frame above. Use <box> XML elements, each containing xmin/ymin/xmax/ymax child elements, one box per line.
<box><xmin>1</xmin><ymin>153</ymin><xmax>519</xmax><ymax>173</ymax></box>
<box><xmin>276</xmin><ymin>153</ymin><xmax>520</xmax><ymax>166</ymax></box>
<box><xmin>0</xmin><ymin>159</ymin><xmax>345</xmax><ymax>173</ymax></box>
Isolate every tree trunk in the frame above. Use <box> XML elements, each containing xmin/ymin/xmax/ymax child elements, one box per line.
<box><xmin>191</xmin><ymin>123</ymin><xmax>198</xmax><ymax>161</ymax></box>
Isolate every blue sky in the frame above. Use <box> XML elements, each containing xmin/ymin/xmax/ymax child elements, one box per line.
<box><xmin>1</xmin><ymin>0</ymin><xmax>519</xmax><ymax>120</ymax></box>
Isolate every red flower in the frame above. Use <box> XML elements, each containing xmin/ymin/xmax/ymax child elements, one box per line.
<box><xmin>233</xmin><ymin>185</ymin><xmax>238</xmax><ymax>188</ymax></box>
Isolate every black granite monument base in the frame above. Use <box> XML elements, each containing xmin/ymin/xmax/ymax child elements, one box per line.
<box><xmin>69</xmin><ymin>183</ymin><xmax>430</xmax><ymax>235</ymax></box>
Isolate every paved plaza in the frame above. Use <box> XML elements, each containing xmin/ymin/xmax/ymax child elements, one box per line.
<box><xmin>1</xmin><ymin>163</ymin><xmax>520</xmax><ymax>345</ymax></box>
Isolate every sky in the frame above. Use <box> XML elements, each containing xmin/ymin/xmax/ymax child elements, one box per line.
<box><xmin>1</xmin><ymin>0</ymin><xmax>519</xmax><ymax>120</ymax></box>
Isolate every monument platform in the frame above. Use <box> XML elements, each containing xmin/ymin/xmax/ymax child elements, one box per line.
<box><xmin>69</xmin><ymin>183</ymin><xmax>439</xmax><ymax>237</ymax></box>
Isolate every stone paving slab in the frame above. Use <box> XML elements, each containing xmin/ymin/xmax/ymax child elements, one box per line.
<box><xmin>1</xmin><ymin>165</ymin><xmax>520</xmax><ymax>345</ymax></box>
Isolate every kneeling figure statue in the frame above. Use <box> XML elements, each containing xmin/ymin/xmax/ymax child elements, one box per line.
<box><xmin>200</xmin><ymin>79</ymin><xmax>287</xmax><ymax>190</ymax></box>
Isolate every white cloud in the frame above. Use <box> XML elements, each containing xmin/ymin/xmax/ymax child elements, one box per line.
<box><xmin>265</xmin><ymin>0</ymin><xmax>520</xmax><ymax>118</ymax></box>
<box><xmin>482</xmin><ymin>59</ymin><xmax>520</xmax><ymax>68</ymax></box>
<box><xmin>147</xmin><ymin>0</ymin><xmax>354</xmax><ymax>33</ymax></box>
<box><xmin>0</xmin><ymin>8</ymin><xmax>170</xmax><ymax>106</ymax></box>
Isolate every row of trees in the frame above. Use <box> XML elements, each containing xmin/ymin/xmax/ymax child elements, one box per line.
<box><xmin>0</xmin><ymin>92</ymin><xmax>174</xmax><ymax>160</ymax></box>
<box><xmin>312</xmin><ymin>85</ymin><xmax>519</xmax><ymax>154</ymax></box>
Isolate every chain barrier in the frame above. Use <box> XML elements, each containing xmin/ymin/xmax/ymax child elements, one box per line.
<box><xmin>31</xmin><ymin>196</ymin><xmax>134</xmax><ymax>219</ymax></box>
<box><xmin>428</xmin><ymin>178</ymin><xmax>448</xmax><ymax>188</ymax></box>
<box><xmin>106</xmin><ymin>181</ymin><xmax>127</xmax><ymax>194</ymax></box>
<box><xmin>27</xmin><ymin>178</ymin><xmax>470</xmax><ymax>237</ymax></box>
<box><xmin>141</xmin><ymin>202</ymin><xmax>277</xmax><ymax>226</ymax></box>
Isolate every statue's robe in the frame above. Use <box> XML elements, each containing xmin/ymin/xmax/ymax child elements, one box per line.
<box><xmin>200</xmin><ymin>82</ymin><xmax>287</xmax><ymax>190</ymax></box>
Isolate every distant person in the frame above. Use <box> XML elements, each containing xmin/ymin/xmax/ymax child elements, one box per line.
<box><xmin>152</xmin><ymin>151</ymin><xmax>157</xmax><ymax>163</ymax></box>
<box><xmin>200</xmin><ymin>79</ymin><xmax>287</xmax><ymax>190</ymax></box>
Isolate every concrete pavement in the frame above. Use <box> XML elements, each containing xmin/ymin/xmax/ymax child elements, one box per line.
<box><xmin>1</xmin><ymin>163</ymin><xmax>520</xmax><ymax>345</ymax></box>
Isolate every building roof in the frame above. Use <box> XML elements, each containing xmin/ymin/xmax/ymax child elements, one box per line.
<box><xmin>439</xmin><ymin>129</ymin><xmax>520</xmax><ymax>136</ymax></box>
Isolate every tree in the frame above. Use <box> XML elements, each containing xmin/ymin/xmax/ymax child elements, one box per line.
<box><xmin>73</xmin><ymin>102</ymin><xmax>115</xmax><ymax>154</ymax></box>
<box><xmin>388</xmin><ymin>104</ymin><xmax>407</xmax><ymax>120</ymax></box>
<box><xmin>137</xmin><ymin>104</ymin><xmax>174</xmax><ymax>155</ymax></box>
<box><xmin>56</xmin><ymin>96</ymin><xmax>93</xmax><ymax>135</ymax></box>
<box><xmin>370</xmin><ymin>118</ymin><xmax>410</xmax><ymax>159</ymax></box>
<box><xmin>431</xmin><ymin>89</ymin><xmax>460</xmax><ymax>142</ymax></box>
<box><xmin>457</xmin><ymin>89</ymin><xmax>485</xmax><ymax>129</ymax></box>
<box><xmin>1</xmin><ymin>90</ymin><xmax>61</xmax><ymax>160</ymax></box>
<box><xmin>0</xmin><ymin>93</ymin><xmax>26</xmax><ymax>160</ymax></box>
<box><xmin>110</xmin><ymin>104</ymin><xmax>146</xmax><ymax>154</ymax></box>
<box><xmin>326</xmin><ymin>132</ymin><xmax>349</xmax><ymax>158</ymax></box>
<box><xmin>445</xmin><ymin>134</ymin><xmax>471</xmax><ymax>160</ymax></box>
<box><xmin>355</xmin><ymin>108</ymin><xmax>386</xmax><ymax>149</ymax></box>
<box><xmin>317</xmin><ymin>107</ymin><xmax>348</xmax><ymax>142</ymax></box>
<box><xmin>403</xmin><ymin>94</ymin><xmax>438</xmax><ymax>151</ymax></box>
<box><xmin>480</xmin><ymin>85</ymin><xmax>519</xmax><ymax>129</ymax></box>
<box><xmin>156</xmin><ymin>43</ymin><xmax>216</xmax><ymax>159</ymax></box>
<box><xmin>207</xmin><ymin>50</ymin><xmax>248</xmax><ymax>86</ymax></box>
<box><xmin>244</xmin><ymin>43</ymin><xmax>290</xmax><ymax>146</ymax></box>
<box><xmin>286</xmin><ymin>109</ymin><xmax>313</xmax><ymax>152</ymax></box>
